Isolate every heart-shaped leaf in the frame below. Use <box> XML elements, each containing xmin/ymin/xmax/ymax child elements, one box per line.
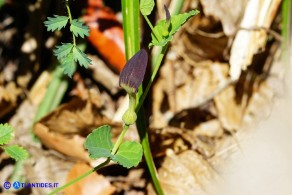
<box><xmin>111</xmin><ymin>141</ymin><xmax>143</xmax><ymax>168</ymax></box>
<box><xmin>84</xmin><ymin>125</ymin><xmax>114</xmax><ymax>159</ymax></box>
<box><xmin>140</xmin><ymin>0</ymin><xmax>155</xmax><ymax>16</ymax></box>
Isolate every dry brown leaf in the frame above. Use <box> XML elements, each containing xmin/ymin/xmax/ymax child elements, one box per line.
<box><xmin>179</xmin><ymin>15</ymin><xmax>229</xmax><ymax>62</ymax></box>
<box><xmin>229</xmin><ymin>0</ymin><xmax>281</xmax><ymax>80</ymax></box>
<box><xmin>148</xmin><ymin>150</ymin><xmax>216</xmax><ymax>195</ymax></box>
<box><xmin>89</xmin><ymin>55</ymin><xmax>120</xmax><ymax>94</ymax></box>
<box><xmin>150</xmin><ymin>126</ymin><xmax>218</xmax><ymax>159</ymax></box>
<box><xmin>65</xmin><ymin>163</ymin><xmax>115</xmax><ymax>195</ymax></box>
<box><xmin>194</xmin><ymin>119</ymin><xmax>223</xmax><ymax>138</ymax></box>
<box><xmin>33</xmin><ymin>98</ymin><xmax>118</xmax><ymax>161</ymax></box>
<box><xmin>214</xmin><ymin>86</ymin><xmax>244</xmax><ymax>132</ymax></box>
<box><xmin>243</xmin><ymin>81</ymin><xmax>274</xmax><ymax>127</ymax></box>
<box><xmin>0</xmin><ymin>82</ymin><xmax>21</xmax><ymax>103</ymax></box>
<box><xmin>200</xmin><ymin>0</ymin><xmax>247</xmax><ymax>35</ymax></box>
<box><xmin>24</xmin><ymin>148</ymin><xmax>73</xmax><ymax>195</ymax></box>
<box><xmin>34</xmin><ymin>122</ymin><xmax>90</xmax><ymax>162</ymax></box>
<box><xmin>152</xmin><ymin>60</ymin><xmax>229</xmax><ymax>128</ymax></box>
<box><xmin>0</xmin><ymin>81</ymin><xmax>22</xmax><ymax>118</ymax></box>
<box><xmin>44</xmin><ymin>98</ymin><xmax>111</xmax><ymax>135</ymax></box>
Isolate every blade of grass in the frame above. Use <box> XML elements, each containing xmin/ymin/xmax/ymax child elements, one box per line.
<box><xmin>282</xmin><ymin>0</ymin><xmax>292</xmax><ymax>96</ymax></box>
<box><xmin>33</xmin><ymin>66</ymin><xmax>68</xmax><ymax>123</ymax></box>
<box><xmin>122</xmin><ymin>0</ymin><xmax>164</xmax><ymax>194</ymax></box>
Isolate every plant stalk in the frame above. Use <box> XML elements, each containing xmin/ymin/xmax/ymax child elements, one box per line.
<box><xmin>48</xmin><ymin>158</ymin><xmax>110</xmax><ymax>195</ymax></box>
<box><xmin>65</xmin><ymin>0</ymin><xmax>76</xmax><ymax>46</ymax></box>
<box><xmin>282</xmin><ymin>0</ymin><xmax>292</xmax><ymax>96</ymax></box>
<box><xmin>122</xmin><ymin>0</ymin><xmax>164</xmax><ymax>194</ymax></box>
<box><xmin>111</xmin><ymin>125</ymin><xmax>129</xmax><ymax>154</ymax></box>
<box><xmin>136</xmin><ymin>45</ymin><xmax>168</xmax><ymax>111</ymax></box>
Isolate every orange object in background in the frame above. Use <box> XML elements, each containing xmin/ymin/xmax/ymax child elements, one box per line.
<box><xmin>83</xmin><ymin>0</ymin><xmax>126</xmax><ymax>72</ymax></box>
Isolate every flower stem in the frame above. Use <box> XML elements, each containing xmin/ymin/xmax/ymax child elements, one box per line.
<box><xmin>122</xmin><ymin>0</ymin><xmax>164</xmax><ymax>194</ymax></box>
<box><xmin>48</xmin><ymin>158</ymin><xmax>110</xmax><ymax>195</ymax></box>
<box><xmin>136</xmin><ymin>44</ymin><xmax>168</xmax><ymax>112</ymax></box>
<box><xmin>111</xmin><ymin>125</ymin><xmax>129</xmax><ymax>155</ymax></box>
<box><xmin>143</xmin><ymin>15</ymin><xmax>161</xmax><ymax>42</ymax></box>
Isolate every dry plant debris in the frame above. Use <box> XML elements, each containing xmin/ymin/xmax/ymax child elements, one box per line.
<box><xmin>0</xmin><ymin>0</ymin><xmax>285</xmax><ymax>194</ymax></box>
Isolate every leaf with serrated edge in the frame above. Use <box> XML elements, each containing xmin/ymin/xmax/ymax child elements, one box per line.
<box><xmin>111</xmin><ymin>141</ymin><xmax>143</xmax><ymax>168</ymax></box>
<box><xmin>4</xmin><ymin>145</ymin><xmax>29</xmax><ymax>161</ymax></box>
<box><xmin>44</xmin><ymin>15</ymin><xmax>69</xmax><ymax>32</ymax></box>
<box><xmin>84</xmin><ymin>125</ymin><xmax>114</xmax><ymax>159</ymax></box>
<box><xmin>70</xmin><ymin>19</ymin><xmax>89</xmax><ymax>38</ymax></box>
<box><xmin>61</xmin><ymin>52</ymin><xmax>76</xmax><ymax>77</ymax></box>
<box><xmin>72</xmin><ymin>46</ymin><xmax>91</xmax><ymax>68</ymax></box>
<box><xmin>149</xmin><ymin>10</ymin><xmax>199</xmax><ymax>47</ymax></box>
<box><xmin>53</xmin><ymin>43</ymin><xmax>74</xmax><ymax>60</ymax></box>
<box><xmin>140</xmin><ymin>0</ymin><xmax>155</xmax><ymax>16</ymax></box>
<box><xmin>0</xmin><ymin>123</ymin><xmax>14</xmax><ymax>145</ymax></box>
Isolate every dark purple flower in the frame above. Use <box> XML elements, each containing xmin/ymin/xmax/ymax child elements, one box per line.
<box><xmin>119</xmin><ymin>49</ymin><xmax>148</xmax><ymax>93</ymax></box>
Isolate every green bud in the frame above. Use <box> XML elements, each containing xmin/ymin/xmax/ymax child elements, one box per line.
<box><xmin>162</xmin><ymin>29</ymin><xmax>169</xmax><ymax>37</ymax></box>
<box><xmin>122</xmin><ymin>93</ymin><xmax>137</xmax><ymax>125</ymax></box>
<box><xmin>122</xmin><ymin>109</ymin><xmax>137</xmax><ymax>125</ymax></box>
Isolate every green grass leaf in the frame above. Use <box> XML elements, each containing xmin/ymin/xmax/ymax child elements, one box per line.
<box><xmin>149</xmin><ymin>10</ymin><xmax>200</xmax><ymax>47</ymax></box>
<box><xmin>4</xmin><ymin>145</ymin><xmax>29</xmax><ymax>161</ymax></box>
<box><xmin>140</xmin><ymin>0</ymin><xmax>154</xmax><ymax>16</ymax></box>
<box><xmin>72</xmin><ymin>46</ymin><xmax>91</xmax><ymax>68</ymax></box>
<box><xmin>61</xmin><ymin>52</ymin><xmax>76</xmax><ymax>77</ymax></box>
<box><xmin>53</xmin><ymin>43</ymin><xmax>74</xmax><ymax>60</ymax></box>
<box><xmin>70</xmin><ymin>19</ymin><xmax>90</xmax><ymax>38</ymax></box>
<box><xmin>44</xmin><ymin>15</ymin><xmax>69</xmax><ymax>32</ymax></box>
<box><xmin>111</xmin><ymin>141</ymin><xmax>142</xmax><ymax>168</ymax></box>
<box><xmin>84</xmin><ymin>125</ymin><xmax>114</xmax><ymax>159</ymax></box>
<box><xmin>0</xmin><ymin>123</ymin><xmax>14</xmax><ymax>145</ymax></box>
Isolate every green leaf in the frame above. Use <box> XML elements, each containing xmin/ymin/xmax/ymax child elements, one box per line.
<box><xmin>140</xmin><ymin>0</ymin><xmax>155</xmax><ymax>16</ymax></box>
<box><xmin>53</xmin><ymin>43</ymin><xmax>74</xmax><ymax>60</ymax></box>
<box><xmin>72</xmin><ymin>46</ymin><xmax>91</xmax><ymax>68</ymax></box>
<box><xmin>84</xmin><ymin>125</ymin><xmax>114</xmax><ymax>159</ymax></box>
<box><xmin>149</xmin><ymin>10</ymin><xmax>200</xmax><ymax>47</ymax></box>
<box><xmin>111</xmin><ymin>141</ymin><xmax>143</xmax><ymax>168</ymax></box>
<box><xmin>60</xmin><ymin>52</ymin><xmax>76</xmax><ymax>77</ymax></box>
<box><xmin>70</xmin><ymin>19</ymin><xmax>90</xmax><ymax>38</ymax></box>
<box><xmin>0</xmin><ymin>0</ymin><xmax>5</xmax><ymax>7</ymax></box>
<box><xmin>4</xmin><ymin>145</ymin><xmax>29</xmax><ymax>161</ymax></box>
<box><xmin>0</xmin><ymin>123</ymin><xmax>14</xmax><ymax>145</ymax></box>
<box><xmin>44</xmin><ymin>15</ymin><xmax>69</xmax><ymax>32</ymax></box>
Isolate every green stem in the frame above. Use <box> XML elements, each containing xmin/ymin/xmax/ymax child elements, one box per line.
<box><xmin>49</xmin><ymin>124</ymin><xmax>129</xmax><ymax>195</ymax></box>
<box><xmin>144</xmin><ymin>15</ymin><xmax>161</xmax><ymax>41</ymax></box>
<box><xmin>136</xmin><ymin>108</ymin><xmax>164</xmax><ymax>195</ymax></box>
<box><xmin>136</xmin><ymin>44</ymin><xmax>168</xmax><ymax>111</ymax></box>
<box><xmin>282</xmin><ymin>0</ymin><xmax>292</xmax><ymax>96</ymax></box>
<box><xmin>122</xmin><ymin>0</ymin><xmax>164</xmax><ymax>194</ymax></box>
<box><xmin>48</xmin><ymin>158</ymin><xmax>110</xmax><ymax>195</ymax></box>
<box><xmin>122</xmin><ymin>0</ymin><xmax>140</xmax><ymax>59</ymax></box>
<box><xmin>151</xmin><ymin>0</ymin><xmax>184</xmax><ymax>70</ymax></box>
<box><xmin>65</xmin><ymin>0</ymin><xmax>76</xmax><ymax>46</ymax></box>
<box><xmin>111</xmin><ymin>125</ymin><xmax>129</xmax><ymax>154</ymax></box>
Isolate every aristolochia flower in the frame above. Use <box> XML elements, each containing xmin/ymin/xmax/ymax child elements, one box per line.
<box><xmin>119</xmin><ymin>49</ymin><xmax>148</xmax><ymax>125</ymax></box>
<box><xmin>119</xmin><ymin>49</ymin><xmax>148</xmax><ymax>94</ymax></box>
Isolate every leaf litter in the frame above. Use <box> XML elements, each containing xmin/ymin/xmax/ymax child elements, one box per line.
<box><xmin>0</xmin><ymin>0</ymin><xmax>286</xmax><ymax>194</ymax></box>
